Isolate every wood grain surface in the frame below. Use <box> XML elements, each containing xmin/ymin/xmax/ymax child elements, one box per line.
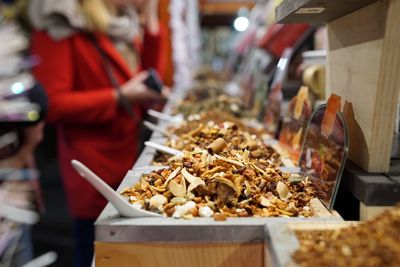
<box><xmin>95</xmin><ymin>242</ymin><xmax>264</xmax><ymax>267</ymax></box>
<box><xmin>327</xmin><ymin>0</ymin><xmax>400</xmax><ymax>172</ymax></box>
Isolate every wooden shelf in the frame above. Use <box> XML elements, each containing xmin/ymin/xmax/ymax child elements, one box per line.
<box><xmin>276</xmin><ymin>0</ymin><xmax>378</xmax><ymax>24</ymax></box>
<box><xmin>343</xmin><ymin>161</ymin><xmax>400</xmax><ymax>206</ymax></box>
<box><xmin>200</xmin><ymin>2</ymin><xmax>255</xmax><ymax>15</ymax></box>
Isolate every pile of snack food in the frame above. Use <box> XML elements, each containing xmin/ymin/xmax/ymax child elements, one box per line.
<box><xmin>175</xmin><ymin>94</ymin><xmax>249</xmax><ymax>119</ymax></box>
<box><xmin>122</xmin><ymin>135</ymin><xmax>315</xmax><ymax>219</ymax></box>
<box><xmin>153</xmin><ymin>110</ymin><xmax>274</xmax><ymax>165</ymax></box>
<box><xmin>293</xmin><ymin>205</ymin><xmax>400</xmax><ymax>267</ymax></box>
<box><xmin>121</xmin><ymin>73</ymin><xmax>321</xmax><ymax>220</ymax></box>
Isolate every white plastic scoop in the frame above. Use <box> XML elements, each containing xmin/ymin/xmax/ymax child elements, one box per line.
<box><xmin>147</xmin><ymin>109</ymin><xmax>184</xmax><ymax>124</ymax></box>
<box><xmin>71</xmin><ymin>160</ymin><xmax>161</xmax><ymax>218</ymax></box>
<box><xmin>144</xmin><ymin>141</ymin><xmax>183</xmax><ymax>156</ymax></box>
<box><xmin>143</xmin><ymin>121</ymin><xmax>174</xmax><ymax>138</ymax></box>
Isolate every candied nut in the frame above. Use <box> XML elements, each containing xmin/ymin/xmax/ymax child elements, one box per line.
<box><xmin>213</xmin><ymin>213</ymin><xmax>227</xmax><ymax>221</ymax></box>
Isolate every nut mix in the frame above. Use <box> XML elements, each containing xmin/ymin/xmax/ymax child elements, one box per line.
<box><xmin>293</xmin><ymin>205</ymin><xmax>400</xmax><ymax>267</ymax></box>
<box><xmin>153</xmin><ymin>111</ymin><xmax>278</xmax><ymax>166</ymax></box>
<box><xmin>121</xmin><ymin>143</ymin><xmax>315</xmax><ymax>219</ymax></box>
<box><xmin>175</xmin><ymin>94</ymin><xmax>249</xmax><ymax>118</ymax></box>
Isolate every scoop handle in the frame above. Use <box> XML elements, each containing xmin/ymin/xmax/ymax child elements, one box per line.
<box><xmin>71</xmin><ymin>160</ymin><xmax>161</xmax><ymax>217</ymax></box>
<box><xmin>144</xmin><ymin>141</ymin><xmax>183</xmax><ymax>156</ymax></box>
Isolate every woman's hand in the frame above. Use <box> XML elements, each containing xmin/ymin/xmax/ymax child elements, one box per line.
<box><xmin>120</xmin><ymin>71</ymin><xmax>166</xmax><ymax>102</ymax></box>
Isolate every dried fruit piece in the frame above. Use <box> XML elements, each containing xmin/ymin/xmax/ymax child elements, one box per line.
<box><xmin>207</xmin><ymin>138</ymin><xmax>227</xmax><ymax>154</ymax></box>
<box><xmin>291</xmin><ymin>127</ymin><xmax>303</xmax><ymax>148</ymax></box>
<box><xmin>213</xmin><ymin>213</ymin><xmax>227</xmax><ymax>221</ymax></box>
<box><xmin>321</xmin><ymin>94</ymin><xmax>341</xmax><ymax>138</ymax></box>
<box><xmin>294</xmin><ymin>86</ymin><xmax>309</xmax><ymax>120</ymax></box>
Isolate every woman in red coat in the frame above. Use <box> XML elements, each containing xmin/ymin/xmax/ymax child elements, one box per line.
<box><xmin>29</xmin><ymin>0</ymin><xmax>167</xmax><ymax>266</ymax></box>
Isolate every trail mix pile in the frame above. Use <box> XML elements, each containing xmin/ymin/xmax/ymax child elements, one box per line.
<box><xmin>175</xmin><ymin>95</ymin><xmax>249</xmax><ymax>118</ymax></box>
<box><xmin>171</xmin><ymin>110</ymin><xmax>264</xmax><ymax>137</ymax></box>
<box><xmin>154</xmin><ymin>111</ymin><xmax>276</xmax><ymax>165</ymax></box>
<box><xmin>121</xmin><ymin>144</ymin><xmax>315</xmax><ymax>219</ymax></box>
<box><xmin>293</xmin><ymin>205</ymin><xmax>400</xmax><ymax>267</ymax></box>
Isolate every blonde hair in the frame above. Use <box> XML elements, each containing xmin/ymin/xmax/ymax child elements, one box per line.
<box><xmin>80</xmin><ymin>0</ymin><xmax>115</xmax><ymax>32</ymax></box>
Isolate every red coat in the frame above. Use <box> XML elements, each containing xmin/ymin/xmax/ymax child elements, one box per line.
<box><xmin>31</xmin><ymin>28</ymin><xmax>166</xmax><ymax>219</ymax></box>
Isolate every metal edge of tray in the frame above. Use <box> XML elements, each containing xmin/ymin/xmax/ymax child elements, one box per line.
<box><xmin>95</xmin><ymin>213</ymin><xmax>342</xmax><ymax>244</ymax></box>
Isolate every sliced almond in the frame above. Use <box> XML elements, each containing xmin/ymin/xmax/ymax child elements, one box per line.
<box><xmin>276</xmin><ymin>181</ymin><xmax>292</xmax><ymax>201</ymax></box>
<box><xmin>260</xmin><ymin>196</ymin><xmax>273</xmax><ymax>207</ymax></box>
<box><xmin>182</xmin><ymin>168</ymin><xmax>205</xmax><ymax>192</ymax></box>
<box><xmin>163</xmin><ymin>167</ymin><xmax>182</xmax><ymax>187</ymax></box>
<box><xmin>169</xmin><ymin>179</ymin><xmax>186</xmax><ymax>197</ymax></box>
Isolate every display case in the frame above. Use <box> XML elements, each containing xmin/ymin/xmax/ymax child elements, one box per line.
<box><xmin>93</xmin><ymin>88</ymin><xmax>342</xmax><ymax>267</ymax></box>
<box><xmin>276</xmin><ymin>0</ymin><xmax>400</xmax><ymax>219</ymax></box>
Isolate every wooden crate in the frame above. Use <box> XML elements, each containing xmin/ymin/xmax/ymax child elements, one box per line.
<box><xmin>265</xmin><ymin>221</ymin><xmax>359</xmax><ymax>267</ymax></box>
<box><xmin>95</xmin><ymin>242</ymin><xmax>263</xmax><ymax>267</ymax></box>
<box><xmin>327</xmin><ymin>0</ymin><xmax>400</xmax><ymax>172</ymax></box>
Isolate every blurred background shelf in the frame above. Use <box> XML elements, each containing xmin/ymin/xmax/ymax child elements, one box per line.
<box><xmin>276</xmin><ymin>0</ymin><xmax>378</xmax><ymax>24</ymax></box>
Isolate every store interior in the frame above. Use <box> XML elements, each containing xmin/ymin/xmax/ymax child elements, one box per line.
<box><xmin>1</xmin><ymin>0</ymin><xmax>400</xmax><ymax>266</ymax></box>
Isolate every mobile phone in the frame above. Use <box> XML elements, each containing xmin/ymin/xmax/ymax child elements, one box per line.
<box><xmin>144</xmin><ymin>69</ymin><xmax>163</xmax><ymax>94</ymax></box>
